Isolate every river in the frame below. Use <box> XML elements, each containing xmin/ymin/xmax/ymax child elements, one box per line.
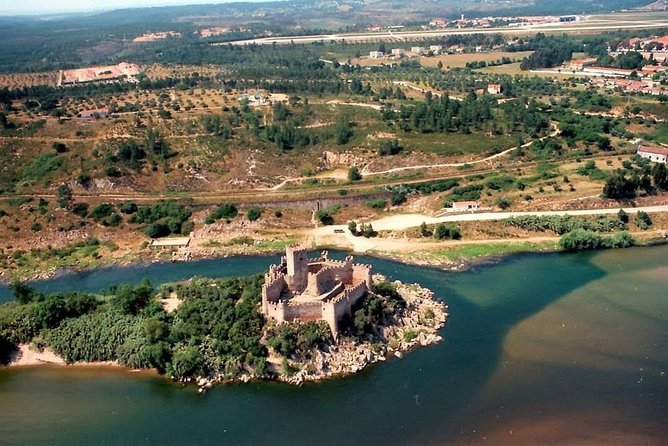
<box><xmin>0</xmin><ymin>246</ymin><xmax>666</xmax><ymax>445</ymax></box>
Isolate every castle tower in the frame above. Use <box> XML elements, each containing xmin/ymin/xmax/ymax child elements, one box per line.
<box><xmin>286</xmin><ymin>245</ymin><xmax>308</xmax><ymax>293</ymax></box>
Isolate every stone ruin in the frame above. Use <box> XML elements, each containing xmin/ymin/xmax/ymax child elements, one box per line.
<box><xmin>261</xmin><ymin>245</ymin><xmax>373</xmax><ymax>336</ymax></box>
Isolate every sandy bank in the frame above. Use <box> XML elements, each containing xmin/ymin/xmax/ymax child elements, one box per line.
<box><xmin>9</xmin><ymin>344</ymin><xmax>120</xmax><ymax>368</ymax></box>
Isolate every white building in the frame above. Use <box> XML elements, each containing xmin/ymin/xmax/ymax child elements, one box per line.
<box><xmin>411</xmin><ymin>46</ymin><xmax>426</xmax><ymax>53</ymax></box>
<box><xmin>391</xmin><ymin>48</ymin><xmax>405</xmax><ymax>56</ymax></box>
<box><xmin>429</xmin><ymin>45</ymin><xmax>443</xmax><ymax>54</ymax></box>
<box><xmin>637</xmin><ymin>145</ymin><xmax>668</xmax><ymax>164</ymax></box>
<box><xmin>451</xmin><ymin>201</ymin><xmax>479</xmax><ymax>212</ymax></box>
<box><xmin>369</xmin><ymin>51</ymin><xmax>385</xmax><ymax>59</ymax></box>
<box><xmin>238</xmin><ymin>93</ymin><xmax>266</xmax><ymax>105</ymax></box>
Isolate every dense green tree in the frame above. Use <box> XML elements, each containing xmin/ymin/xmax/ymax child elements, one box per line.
<box><xmin>9</xmin><ymin>280</ymin><xmax>42</xmax><ymax>305</ymax></box>
<box><xmin>334</xmin><ymin>113</ymin><xmax>353</xmax><ymax>145</ymax></box>
<box><xmin>348</xmin><ymin>166</ymin><xmax>362</xmax><ymax>182</ymax></box>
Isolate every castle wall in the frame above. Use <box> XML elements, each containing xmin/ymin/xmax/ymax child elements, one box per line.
<box><xmin>343</xmin><ymin>281</ymin><xmax>368</xmax><ymax>308</ymax></box>
<box><xmin>352</xmin><ymin>263</ymin><xmax>373</xmax><ymax>291</ymax></box>
<box><xmin>306</xmin><ymin>257</ymin><xmax>354</xmax><ymax>296</ymax></box>
<box><xmin>284</xmin><ymin>301</ymin><xmax>323</xmax><ymax>322</ymax></box>
<box><xmin>266</xmin><ymin>300</ymin><xmax>287</xmax><ymax>323</ymax></box>
<box><xmin>262</xmin><ymin>275</ymin><xmax>286</xmax><ymax>314</ymax></box>
<box><xmin>323</xmin><ymin>281</ymin><xmax>369</xmax><ymax>335</ymax></box>
<box><xmin>261</xmin><ymin>246</ymin><xmax>373</xmax><ymax>337</ymax></box>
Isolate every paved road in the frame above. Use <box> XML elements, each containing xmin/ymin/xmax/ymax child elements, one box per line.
<box><xmin>319</xmin><ymin>204</ymin><xmax>668</xmax><ymax>233</ymax></box>
<box><xmin>221</xmin><ymin>20</ymin><xmax>668</xmax><ymax>46</ymax></box>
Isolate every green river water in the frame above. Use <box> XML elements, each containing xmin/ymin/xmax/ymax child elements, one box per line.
<box><xmin>0</xmin><ymin>246</ymin><xmax>666</xmax><ymax>445</ymax></box>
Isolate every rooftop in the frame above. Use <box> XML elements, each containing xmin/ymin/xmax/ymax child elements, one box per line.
<box><xmin>638</xmin><ymin>145</ymin><xmax>668</xmax><ymax>156</ymax></box>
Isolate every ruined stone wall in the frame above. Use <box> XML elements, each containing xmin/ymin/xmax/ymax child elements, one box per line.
<box><xmin>323</xmin><ymin>281</ymin><xmax>369</xmax><ymax>335</ymax></box>
<box><xmin>352</xmin><ymin>263</ymin><xmax>373</xmax><ymax>291</ymax></box>
<box><xmin>262</xmin><ymin>275</ymin><xmax>286</xmax><ymax>314</ymax></box>
<box><xmin>265</xmin><ymin>264</ymin><xmax>287</xmax><ymax>283</ymax></box>
<box><xmin>283</xmin><ymin>301</ymin><xmax>323</xmax><ymax>322</ymax></box>
<box><xmin>343</xmin><ymin>281</ymin><xmax>368</xmax><ymax>309</ymax></box>
<box><xmin>306</xmin><ymin>257</ymin><xmax>354</xmax><ymax>296</ymax></box>
<box><xmin>266</xmin><ymin>300</ymin><xmax>287</xmax><ymax>323</ymax></box>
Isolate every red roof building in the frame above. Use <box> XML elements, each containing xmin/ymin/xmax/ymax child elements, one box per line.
<box><xmin>638</xmin><ymin>145</ymin><xmax>668</xmax><ymax>163</ymax></box>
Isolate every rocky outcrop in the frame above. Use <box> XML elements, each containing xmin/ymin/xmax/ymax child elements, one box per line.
<box><xmin>278</xmin><ymin>274</ymin><xmax>448</xmax><ymax>386</ymax></box>
<box><xmin>185</xmin><ymin>275</ymin><xmax>447</xmax><ymax>392</ymax></box>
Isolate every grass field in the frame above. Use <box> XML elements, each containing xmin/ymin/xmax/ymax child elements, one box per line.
<box><xmin>476</xmin><ymin>62</ymin><xmax>586</xmax><ymax>79</ymax></box>
<box><xmin>420</xmin><ymin>51</ymin><xmax>533</xmax><ymax>70</ymax></box>
<box><xmin>389</xmin><ymin>240</ymin><xmax>560</xmax><ymax>265</ymax></box>
<box><xmin>400</xmin><ymin>131</ymin><xmax>517</xmax><ymax>155</ymax></box>
<box><xmin>648</xmin><ymin>123</ymin><xmax>668</xmax><ymax>145</ymax></box>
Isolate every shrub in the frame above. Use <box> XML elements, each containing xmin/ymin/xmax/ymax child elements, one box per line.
<box><xmin>77</xmin><ymin>174</ymin><xmax>91</xmax><ymax>187</ymax></box>
<box><xmin>617</xmin><ymin>209</ymin><xmax>629</xmax><ymax>224</ymax></box>
<box><xmin>378</xmin><ymin>139</ymin><xmax>403</xmax><ymax>156</ymax></box>
<box><xmin>365</xmin><ymin>199</ymin><xmax>387</xmax><ymax>209</ymax></box>
<box><xmin>434</xmin><ymin>224</ymin><xmax>461</xmax><ymax>240</ymax></box>
<box><xmin>21</xmin><ymin>153</ymin><xmax>63</xmax><ymax>181</ymax></box>
<box><xmin>635</xmin><ymin>211</ymin><xmax>652</xmax><ymax>230</ymax></box>
<box><xmin>486</xmin><ymin>175</ymin><xmax>515</xmax><ymax>191</ymax></box>
<box><xmin>247</xmin><ymin>207</ymin><xmax>262</xmax><ymax>221</ymax></box>
<box><xmin>315</xmin><ymin>206</ymin><xmax>340</xmax><ymax>225</ymax></box>
<box><xmin>89</xmin><ymin>203</ymin><xmax>115</xmax><ymax>221</ymax></box>
<box><xmin>52</xmin><ymin>142</ymin><xmax>68</xmax><ymax>153</ymax></box>
<box><xmin>445</xmin><ymin>184</ymin><xmax>484</xmax><ymax>204</ymax></box>
<box><xmin>348</xmin><ymin>166</ymin><xmax>362</xmax><ymax>182</ymax></box>
<box><xmin>559</xmin><ymin>229</ymin><xmax>604</xmax><ymax>251</ymax></box>
<box><xmin>206</xmin><ymin>203</ymin><xmax>238</xmax><ymax>224</ymax></box>
<box><xmin>105</xmin><ymin>166</ymin><xmax>122</xmax><ymax>177</ymax></box>
<box><xmin>71</xmin><ymin>202</ymin><xmax>89</xmax><ymax>217</ymax></box>
<box><xmin>144</xmin><ymin>223</ymin><xmax>170</xmax><ymax>238</ymax></box>
<box><xmin>390</xmin><ymin>192</ymin><xmax>407</xmax><ymax>206</ymax></box>
<box><xmin>119</xmin><ymin>202</ymin><xmax>138</xmax><ymax>214</ymax></box>
<box><xmin>419</xmin><ymin>222</ymin><xmax>432</xmax><ymax>237</ymax></box>
<box><xmin>496</xmin><ymin>197</ymin><xmax>512</xmax><ymax>210</ymax></box>
<box><xmin>504</xmin><ymin>215</ymin><xmax>626</xmax><ymax>235</ymax></box>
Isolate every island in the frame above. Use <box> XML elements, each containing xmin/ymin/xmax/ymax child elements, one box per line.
<box><xmin>0</xmin><ymin>246</ymin><xmax>447</xmax><ymax>389</ymax></box>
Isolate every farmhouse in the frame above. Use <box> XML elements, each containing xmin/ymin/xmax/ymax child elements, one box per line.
<box><xmin>569</xmin><ymin>57</ymin><xmax>597</xmax><ymax>70</ymax></box>
<box><xmin>452</xmin><ymin>201</ymin><xmax>479</xmax><ymax>212</ymax></box>
<box><xmin>238</xmin><ymin>93</ymin><xmax>266</xmax><ymax>105</ymax></box>
<box><xmin>261</xmin><ymin>246</ymin><xmax>373</xmax><ymax>336</ymax></box>
<box><xmin>637</xmin><ymin>145</ymin><xmax>668</xmax><ymax>163</ymax></box>
<box><xmin>369</xmin><ymin>51</ymin><xmax>385</xmax><ymax>59</ymax></box>
<box><xmin>487</xmin><ymin>84</ymin><xmax>502</xmax><ymax>95</ymax></box>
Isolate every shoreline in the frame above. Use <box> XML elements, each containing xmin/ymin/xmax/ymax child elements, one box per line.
<box><xmin>3</xmin><ymin>275</ymin><xmax>447</xmax><ymax>389</ymax></box>
<box><xmin>6</xmin><ymin>344</ymin><xmax>160</xmax><ymax>377</ymax></box>
<box><xmin>2</xmin><ymin>235</ymin><xmax>667</xmax><ymax>287</ymax></box>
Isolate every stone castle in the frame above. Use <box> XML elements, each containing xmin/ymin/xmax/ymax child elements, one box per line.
<box><xmin>261</xmin><ymin>246</ymin><xmax>373</xmax><ymax>336</ymax></box>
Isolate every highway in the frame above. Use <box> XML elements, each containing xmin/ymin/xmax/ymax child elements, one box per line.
<box><xmin>219</xmin><ymin>16</ymin><xmax>668</xmax><ymax>46</ymax></box>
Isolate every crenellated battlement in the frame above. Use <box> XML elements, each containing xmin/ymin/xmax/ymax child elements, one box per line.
<box><xmin>261</xmin><ymin>245</ymin><xmax>372</xmax><ymax>336</ymax></box>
